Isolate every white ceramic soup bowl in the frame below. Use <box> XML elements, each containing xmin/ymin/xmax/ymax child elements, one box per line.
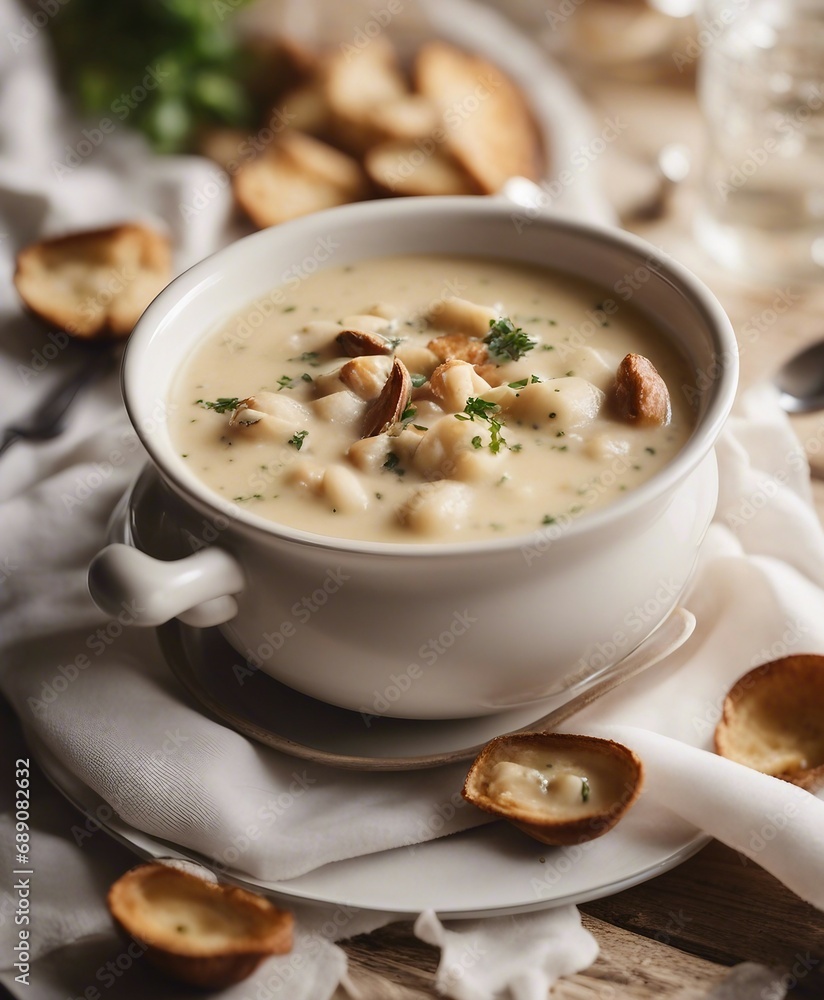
<box><xmin>89</xmin><ymin>197</ymin><xmax>737</xmax><ymax>719</ymax></box>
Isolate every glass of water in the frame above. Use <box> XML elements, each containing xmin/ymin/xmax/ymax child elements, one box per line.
<box><xmin>695</xmin><ymin>0</ymin><xmax>824</xmax><ymax>281</ymax></box>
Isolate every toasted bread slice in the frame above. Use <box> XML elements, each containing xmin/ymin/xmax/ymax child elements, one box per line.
<box><xmin>14</xmin><ymin>224</ymin><xmax>171</xmax><ymax>339</ymax></box>
<box><xmin>108</xmin><ymin>863</ymin><xmax>292</xmax><ymax>989</ymax></box>
<box><xmin>243</xmin><ymin>34</ymin><xmax>319</xmax><ymax>106</ymax></box>
<box><xmin>322</xmin><ymin>37</ymin><xmax>409</xmax><ymax>153</ymax></box>
<box><xmin>463</xmin><ymin>733</ymin><xmax>643</xmax><ymax>846</ymax></box>
<box><xmin>276</xmin><ymin>81</ymin><xmax>331</xmax><ymax>137</ymax></box>
<box><xmin>715</xmin><ymin>655</ymin><xmax>824</xmax><ymax>791</ymax></box>
<box><xmin>415</xmin><ymin>41</ymin><xmax>541</xmax><ymax>193</ymax></box>
<box><xmin>197</xmin><ymin>128</ymin><xmax>250</xmax><ymax>169</ymax></box>
<box><xmin>365</xmin><ymin>141</ymin><xmax>478</xmax><ymax>196</ymax></box>
<box><xmin>365</xmin><ymin>95</ymin><xmax>439</xmax><ymax>142</ymax></box>
<box><xmin>234</xmin><ymin>131</ymin><xmax>367</xmax><ymax>228</ymax></box>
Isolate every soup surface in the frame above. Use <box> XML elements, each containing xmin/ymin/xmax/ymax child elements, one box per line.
<box><xmin>485</xmin><ymin>747</ymin><xmax>626</xmax><ymax>819</ymax></box>
<box><xmin>169</xmin><ymin>255</ymin><xmax>695</xmax><ymax>543</ymax></box>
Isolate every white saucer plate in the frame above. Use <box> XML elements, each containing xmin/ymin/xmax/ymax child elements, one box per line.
<box><xmin>37</xmin><ymin>741</ymin><xmax>707</xmax><ymax>918</ymax></box>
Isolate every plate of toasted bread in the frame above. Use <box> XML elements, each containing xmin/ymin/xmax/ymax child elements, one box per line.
<box><xmin>202</xmin><ymin>0</ymin><xmax>613</xmax><ymax>229</ymax></box>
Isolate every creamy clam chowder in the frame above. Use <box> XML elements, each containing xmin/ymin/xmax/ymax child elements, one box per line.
<box><xmin>169</xmin><ymin>255</ymin><xmax>694</xmax><ymax>543</ymax></box>
<box><xmin>485</xmin><ymin>747</ymin><xmax>628</xmax><ymax>818</ymax></box>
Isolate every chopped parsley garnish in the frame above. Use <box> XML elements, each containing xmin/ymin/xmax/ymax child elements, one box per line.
<box><xmin>510</xmin><ymin>443</ymin><xmax>523</xmax><ymax>452</ymax></box>
<box><xmin>282</xmin><ymin>305</ymin><xmax>296</xmax><ymax>313</ymax></box>
<box><xmin>462</xmin><ymin>397</ymin><xmax>500</xmax><ymax>420</ymax></box>
<box><xmin>645</xmin><ymin>446</ymin><xmax>657</xmax><ymax>455</ymax></box>
<box><xmin>401</xmin><ymin>404</ymin><xmax>417</xmax><ymax>423</ymax></box>
<box><xmin>383</xmin><ymin>452</ymin><xmax>405</xmax><ymax>476</ymax></box>
<box><xmin>507</xmin><ymin>375</ymin><xmax>542</xmax><ymax>390</ymax></box>
<box><xmin>276</xmin><ymin>374</ymin><xmax>297</xmax><ymax>391</ymax></box>
<box><xmin>484</xmin><ymin>317</ymin><xmax>536</xmax><ymax>362</ymax></box>
<box><xmin>287</xmin><ymin>430</ymin><xmax>308</xmax><ymax>451</ymax></box>
<box><xmin>289</xmin><ymin>351</ymin><xmax>321</xmax><ymax>367</ymax></box>
<box><xmin>410</xmin><ymin>373</ymin><xmax>428</xmax><ymax>388</ymax></box>
<box><xmin>301</xmin><ymin>373</ymin><xmax>313</xmax><ymax>383</ymax></box>
<box><xmin>471</xmin><ymin>435</ymin><xmax>483</xmax><ymax>449</ymax></box>
<box><xmin>581</xmin><ymin>777</ymin><xmax>590</xmax><ymax>803</ymax></box>
<box><xmin>234</xmin><ymin>494</ymin><xmax>263</xmax><ymax>502</ymax></box>
<box><xmin>542</xmin><ymin>515</ymin><xmax>556</xmax><ymax>525</ymax></box>
<box><xmin>197</xmin><ymin>397</ymin><xmax>240</xmax><ymax>414</ymax></box>
<box><xmin>455</xmin><ymin>397</ymin><xmax>507</xmax><ymax>454</ymax></box>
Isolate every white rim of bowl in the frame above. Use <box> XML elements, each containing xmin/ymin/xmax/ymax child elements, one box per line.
<box><xmin>124</xmin><ymin>197</ymin><xmax>738</xmax><ymax>558</ymax></box>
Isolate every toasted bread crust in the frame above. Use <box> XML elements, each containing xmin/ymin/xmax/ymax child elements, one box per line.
<box><xmin>14</xmin><ymin>224</ymin><xmax>171</xmax><ymax>340</ymax></box>
<box><xmin>415</xmin><ymin>41</ymin><xmax>542</xmax><ymax>193</ymax></box>
<box><xmin>463</xmin><ymin>732</ymin><xmax>643</xmax><ymax>846</ymax></box>
<box><xmin>715</xmin><ymin>655</ymin><xmax>824</xmax><ymax>791</ymax></box>
<box><xmin>108</xmin><ymin>863</ymin><xmax>292</xmax><ymax>990</ymax></box>
<box><xmin>234</xmin><ymin>131</ymin><xmax>367</xmax><ymax>229</ymax></box>
<box><xmin>365</xmin><ymin>141</ymin><xmax>478</xmax><ymax>197</ymax></box>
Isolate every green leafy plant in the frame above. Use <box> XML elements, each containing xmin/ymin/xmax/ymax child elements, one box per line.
<box><xmin>48</xmin><ymin>0</ymin><xmax>260</xmax><ymax>153</ymax></box>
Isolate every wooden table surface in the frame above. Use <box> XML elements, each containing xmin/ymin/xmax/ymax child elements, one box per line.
<box><xmin>333</xmin><ymin>67</ymin><xmax>824</xmax><ymax>1000</ymax></box>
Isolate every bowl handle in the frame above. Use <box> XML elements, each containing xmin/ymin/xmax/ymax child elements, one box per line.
<box><xmin>88</xmin><ymin>544</ymin><xmax>244</xmax><ymax>628</ymax></box>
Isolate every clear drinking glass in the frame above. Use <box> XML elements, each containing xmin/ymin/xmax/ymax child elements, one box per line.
<box><xmin>695</xmin><ymin>0</ymin><xmax>824</xmax><ymax>281</ymax></box>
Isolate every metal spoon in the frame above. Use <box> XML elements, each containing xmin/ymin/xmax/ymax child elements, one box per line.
<box><xmin>0</xmin><ymin>341</ymin><xmax>118</xmax><ymax>458</ymax></box>
<box><xmin>626</xmin><ymin>142</ymin><xmax>692</xmax><ymax>223</ymax></box>
<box><xmin>774</xmin><ymin>339</ymin><xmax>824</xmax><ymax>413</ymax></box>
